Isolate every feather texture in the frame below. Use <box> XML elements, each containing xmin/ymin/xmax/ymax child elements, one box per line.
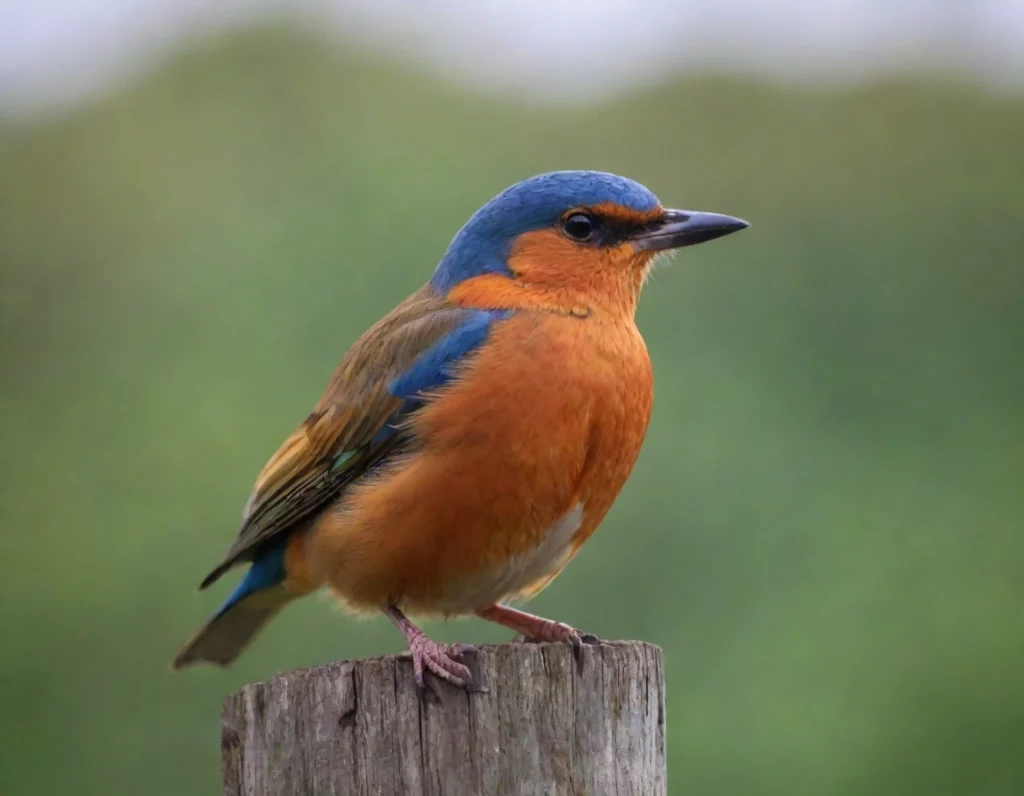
<box><xmin>306</xmin><ymin>309</ymin><xmax>654</xmax><ymax>615</ymax></box>
<box><xmin>198</xmin><ymin>287</ymin><xmax>509</xmax><ymax>589</ymax></box>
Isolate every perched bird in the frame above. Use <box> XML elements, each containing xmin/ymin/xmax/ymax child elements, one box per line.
<box><xmin>172</xmin><ymin>170</ymin><xmax>747</xmax><ymax>688</ymax></box>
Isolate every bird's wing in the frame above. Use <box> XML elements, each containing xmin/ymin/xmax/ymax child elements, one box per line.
<box><xmin>199</xmin><ymin>287</ymin><xmax>509</xmax><ymax>589</ymax></box>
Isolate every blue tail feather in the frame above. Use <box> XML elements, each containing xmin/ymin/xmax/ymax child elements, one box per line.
<box><xmin>215</xmin><ymin>544</ymin><xmax>287</xmax><ymax>618</ymax></box>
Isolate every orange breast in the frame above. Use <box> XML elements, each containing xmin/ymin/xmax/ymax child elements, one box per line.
<box><xmin>306</xmin><ymin>312</ymin><xmax>654</xmax><ymax>616</ymax></box>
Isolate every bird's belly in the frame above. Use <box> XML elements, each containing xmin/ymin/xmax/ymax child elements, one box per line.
<box><xmin>307</xmin><ymin>312</ymin><xmax>652</xmax><ymax>616</ymax></box>
<box><xmin>423</xmin><ymin>503</ymin><xmax>583</xmax><ymax>614</ymax></box>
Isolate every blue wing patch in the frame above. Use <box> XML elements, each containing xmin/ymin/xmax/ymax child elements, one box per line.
<box><xmin>388</xmin><ymin>309</ymin><xmax>511</xmax><ymax>400</ymax></box>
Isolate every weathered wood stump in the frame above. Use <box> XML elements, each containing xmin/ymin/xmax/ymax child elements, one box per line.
<box><xmin>221</xmin><ymin>640</ymin><xmax>665</xmax><ymax>795</ymax></box>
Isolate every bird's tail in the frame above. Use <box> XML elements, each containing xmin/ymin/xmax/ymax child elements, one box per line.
<box><xmin>172</xmin><ymin>545</ymin><xmax>295</xmax><ymax>670</ymax></box>
<box><xmin>171</xmin><ymin>586</ymin><xmax>294</xmax><ymax>669</ymax></box>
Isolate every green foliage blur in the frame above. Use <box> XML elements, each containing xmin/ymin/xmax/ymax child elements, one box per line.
<box><xmin>2</xmin><ymin>26</ymin><xmax>1023</xmax><ymax>796</ymax></box>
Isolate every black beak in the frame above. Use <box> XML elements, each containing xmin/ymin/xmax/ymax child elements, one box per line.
<box><xmin>631</xmin><ymin>209</ymin><xmax>749</xmax><ymax>251</ymax></box>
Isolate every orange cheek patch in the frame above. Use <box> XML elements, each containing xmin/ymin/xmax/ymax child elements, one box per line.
<box><xmin>447</xmin><ymin>229</ymin><xmax>596</xmax><ymax>311</ymax></box>
<box><xmin>610</xmin><ymin>242</ymin><xmax>651</xmax><ymax>266</ymax></box>
<box><xmin>507</xmin><ymin>229</ymin><xmax>592</xmax><ymax>284</ymax></box>
<box><xmin>447</xmin><ymin>228</ymin><xmax>653</xmax><ymax>320</ymax></box>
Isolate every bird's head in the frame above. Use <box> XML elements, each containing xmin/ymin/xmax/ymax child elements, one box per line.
<box><xmin>432</xmin><ymin>170</ymin><xmax>748</xmax><ymax>319</ymax></box>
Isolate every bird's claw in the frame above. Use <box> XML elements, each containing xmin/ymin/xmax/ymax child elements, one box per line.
<box><xmin>407</xmin><ymin>636</ymin><xmax>484</xmax><ymax>692</ymax></box>
<box><xmin>386</xmin><ymin>605</ymin><xmax>487</xmax><ymax>693</ymax></box>
<box><xmin>510</xmin><ymin>623</ymin><xmax>600</xmax><ymax>667</ymax></box>
<box><xmin>566</xmin><ymin>630</ymin><xmax>602</xmax><ymax>667</ymax></box>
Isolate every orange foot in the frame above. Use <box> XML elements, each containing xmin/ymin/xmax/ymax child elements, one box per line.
<box><xmin>385</xmin><ymin>606</ymin><xmax>482</xmax><ymax>691</ymax></box>
<box><xmin>476</xmin><ymin>604</ymin><xmax>599</xmax><ymax>663</ymax></box>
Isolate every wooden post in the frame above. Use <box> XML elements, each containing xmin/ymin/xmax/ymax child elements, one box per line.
<box><xmin>221</xmin><ymin>640</ymin><xmax>665</xmax><ymax>795</ymax></box>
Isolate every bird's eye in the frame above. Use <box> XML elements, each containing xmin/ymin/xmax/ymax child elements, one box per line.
<box><xmin>563</xmin><ymin>213</ymin><xmax>595</xmax><ymax>242</ymax></box>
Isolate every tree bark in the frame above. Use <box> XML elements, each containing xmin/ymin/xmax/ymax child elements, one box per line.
<box><xmin>221</xmin><ymin>640</ymin><xmax>665</xmax><ymax>795</ymax></box>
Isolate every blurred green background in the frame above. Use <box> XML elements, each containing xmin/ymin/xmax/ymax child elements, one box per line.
<box><xmin>3</xmin><ymin>24</ymin><xmax>1024</xmax><ymax>796</ymax></box>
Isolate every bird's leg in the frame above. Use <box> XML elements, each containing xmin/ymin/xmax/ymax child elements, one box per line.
<box><xmin>476</xmin><ymin>604</ymin><xmax>598</xmax><ymax>660</ymax></box>
<box><xmin>383</xmin><ymin>605</ymin><xmax>478</xmax><ymax>690</ymax></box>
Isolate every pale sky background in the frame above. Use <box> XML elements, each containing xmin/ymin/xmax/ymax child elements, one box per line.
<box><xmin>1</xmin><ymin>0</ymin><xmax>1023</xmax><ymax>117</ymax></box>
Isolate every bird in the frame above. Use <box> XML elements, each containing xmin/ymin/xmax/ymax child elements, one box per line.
<box><xmin>172</xmin><ymin>170</ymin><xmax>747</xmax><ymax>689</ymax></box>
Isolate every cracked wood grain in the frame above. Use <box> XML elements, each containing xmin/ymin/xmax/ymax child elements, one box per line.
<box><xmin>221</xmin><ymin>640</ymin><xmax>665</xmax><ymax>795</ymax></box>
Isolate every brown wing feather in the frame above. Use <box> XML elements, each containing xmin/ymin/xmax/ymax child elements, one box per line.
<box><xmin>198</xmin><ymin>286</ymin><xmax>467</xmax><ymax>589</ymax></box>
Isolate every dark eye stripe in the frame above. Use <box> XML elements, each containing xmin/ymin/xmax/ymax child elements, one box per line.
<box><xmin>561</xmin><ymin>209</ymin><xmax>657</xmax><ymax>248</ymax></box>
